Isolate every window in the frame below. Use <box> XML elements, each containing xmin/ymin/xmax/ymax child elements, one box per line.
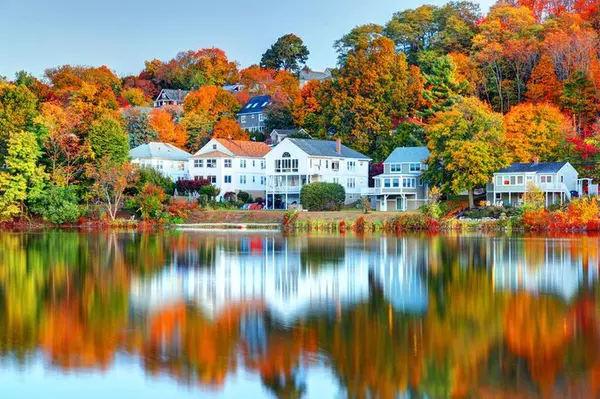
<box><xmin>252</xmin><ymin>160</ymin><xmax>256</xmax><ymax>167</ymax></box>
<box><xmin>261</xmin><ymin>160</ymin><xmax>266</xmax><ymax>169</ymax></box>
<box><xmin>392</xmin><ymin>178</ymin><xmax>400</xmax><ymax>188</ymax></box>
<box><xmin>206</xmin><ymin>159</ymin><xmax>216</xmax><ymax>168</ymax></box>
<box><xmin>261</xmin><ymin>176</ymin><xmax>266</xmax><ymax>185</ymax></box>
<box><xmin>390</xmin><ymin>164</ymin><xmax>401</xmax><ymax>172</ymax></box>
<box><xmin>224</xmin><ymin>159</ymin><xmax>232</xmax><ymax>168</ymax></box>
<box><xmin>333</xmin><ymin>177</ymin><xmax>339</xmax><ymax>184</ymax></box>
<box><xmin>396</xmin><ymin>198</ymin><xmax>404</xmax><ymax>211</ymax></box>
<box><xmin>540</xmin><ymin>175</ymin><xmax>553</xmax><ymax>184</ymax></box>
<box><xmin>517</xmin><ymin>176</ymin><xmax>524</xmax><ymax>185</ymax></box>
<box><xmin>224</xmin><ymin>175</ymin><xmax>232</xmax><ymax>183</ymax></box>
<box><xmin>178</xmin><ymin>162</ymin><xmax>185</xmax><ymax>171</ymax></box>
<box><xmin>347</xmin><ymin>178</ymin><xmax>356</xmax><ymax>188</ymax></box>
<box><xmin>419</xmin><ymin>178</ymin><xmax>423</xmax><ymax>187</ymax></box>
<box><xmin>275</xmin><ymin>158</ymin><xmax>299</xmax><ymax>172</ymax></box>
<box><xmin>194</xmin><ymin>159</ymin><xmax>203</xmax><ymax>168</ymax></box>
<box><xmin>212</xmin><ymin>144</ymin><xmax>217</xmax><ymax>150</ymax></box>
<box><xmin>240</xmin><ymin>175</ymin><xmax>246</xmax><ymax>184</ymax></box>
<box><xmin>262</xmin><ymin>101</ymin><xmax>269</xmax><ymax>107</ymax></box>
<box><xmin>252</xmin><ymin>176</ymin><xmax>255</xmax><ymax>183</ymax></box>
<box><xmin>240</xmin><ymin>115</ymin><xmax>246</xmax><ymax>124</ymax></box>
<box><xmin>402</xmin><ymin>178</ymin><xmax>416</xmax><ymax>188</ymax></box>
<box><xmin>384</xmin><ymin>179</ymin><xmax>391</xmax><ymax>188</ymax></box>
<box><xmin>325</xmin><ymin>160</ymin><xmax>329</xmax><ymax>169</ymax></box>
<box><xmin>409</xmin><ymin>163</ymin><xmax>422</xmax><ymax>172</ymax></box>
<box><xmin>348</xmin><ymin>161</ymin><xmax>356</xmax><ymax>171</ymax></box>
<box><xmin>156</xmin><ymin>160</ymin><xmax>163</xmax><ymax>170</ymax></box>
<box><xmin>495</xmin><ymin>193</ymin><xmax>502</xmax><ymax>200</ymax></box>
<box><xmin>240</xmin><ymin>159</ymin><xmax>247</xmax><ymax>168</ymax></box>
<box><xmin>259</xmin><ymin>114</ymin><xmax>264</xmax><ymax>122</ymax></box>
<box><xmin>502</xmin><ymin>175</ymin><xmax>524</xmax><ymax>186</ymax></box>
<box><xmin>561</xmin><ymin>176</ymin><xmax>564</xmax><ymax>183</ymax></box>
<box><xmin>208</xmin><ymin>176</ymin><xmax>216</xmax><ymax>184</ymax></box>
<box><xmin>332</xmin><ymin>161</ymin><xmax>340</xmax><ymax>171</ymax></box>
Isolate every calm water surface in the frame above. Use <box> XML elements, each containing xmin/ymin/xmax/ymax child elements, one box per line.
<box><xmin>1</xmin><ymin>231</ymin><xmax>599</xmax><ymax>398</ymax></box>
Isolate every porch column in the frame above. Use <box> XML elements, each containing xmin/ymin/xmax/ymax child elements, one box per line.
<box><xmin>509</xmin><ymin>192</ymin><xmax>511</xmax><ymax>206</ymax></box>
<box><xmin>285</xmin><ymin>175</ymin><xmax>288</xmax><ymax>210</ymax></box>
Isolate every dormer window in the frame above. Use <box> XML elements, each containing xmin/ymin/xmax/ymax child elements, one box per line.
<box><xmin>282</xmin><ymin>152</ymin><xmax>291</xmax><ymax>158</ymax></box>
<box><xmin>262</xmin><ymin>102</ymin><xmax>268</xmax><ymax>107</ymax></box>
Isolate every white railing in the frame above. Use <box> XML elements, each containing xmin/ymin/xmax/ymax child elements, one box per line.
<box><xmin>361</xmin><ymin>187</ymin><xmax>418</xmax><ymax>195</ymax></box>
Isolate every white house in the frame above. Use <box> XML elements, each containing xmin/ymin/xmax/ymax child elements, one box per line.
<box><xmin>189</xmin><ymin>138</ymin><xmax>271</xmax><ymax>200</ymax></box>
<box><xmin>129</xmin><ymin>142</ymin><xmax>191</xmax><ymax>181</ymax></box>
<box><xmin>264</xmin><ymin>138</ymin><xmax>371</xmax><ymax>209</ymax></box>
<box><xmin>367</xmin><ymin>147</ymin><xmax>430</xmax><ymax>212</ymax></box>
<box><xmin>485</xmin><ymin>161</ymin><xmax>592</xmax><ymax>207</ymax></box>
<box><xmin>153</xmin><ymin>89</ymin><xmax>189</xmax><ymax>108</ymax></box>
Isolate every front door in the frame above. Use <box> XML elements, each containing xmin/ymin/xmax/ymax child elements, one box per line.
<box><xmin>396</xmin><ymin>197</ymin><xmax>404</xmax><ymax>211</ymax></box>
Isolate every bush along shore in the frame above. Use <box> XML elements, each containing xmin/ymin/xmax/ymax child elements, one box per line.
<box><xmin>281</xmin><ymin>196</ymin><xmax>600</xmax><ymax>234</ymax></box>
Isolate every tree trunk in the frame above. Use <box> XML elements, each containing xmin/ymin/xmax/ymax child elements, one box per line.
<box><xmin>468</xmin><ymin>189</ymin><xmax>475</xmax><ymax>209</ymax></box>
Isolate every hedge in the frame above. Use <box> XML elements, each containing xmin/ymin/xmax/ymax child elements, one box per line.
<box><xmin>300</xmin><ymin>182</ymin><xmax>346</xmax><ymax>211</ymax></box>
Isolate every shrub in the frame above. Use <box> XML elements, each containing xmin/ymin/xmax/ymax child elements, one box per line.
<box><xmin>283</xmin><ymin>209</ymin><xmax>299</xmax><ymax>230</ymax></box>
<box><xmin>360</xmin><ymin>197</ymin><xmax>371</xmax><ymax>214</ymax></box>
<box><xmin>135</xmin><ymin>166</ymin><xmax>175</xmax><ymax>195</ymax></box>
<box><xmin>133</xmin><ymin>183</ymin><xmax>166</xmax><ymax>220</ymax></box>
<box><xmin>199</xmin><ymin>185</ymin><xmax>220</xmax><ymax>201</ymax></box>
<box><xmin>237</xmin><ymin>191</ymin><xmax>252</xmax><ymax>203</ymax></box>
<box><xmin>176</xmin><ymin>179</ymin><xmax>211</xmax><ymax>194</ymax></box>
<box><xmin>223</xmin><ymin>191</ymin><xmax>237</xmax><ymax>202</ymax></box>
<box><xmin>300</xmin><ymin>182</ymin><xmax>345</xmax><ymax>211</ymax></box>
<box><xmin>30</xmin><ymin>185</ymin><xmax>81</xmax><ymax>224</ymax></box>
<box><xmin>522</xmin><ymin>182</ymin><xmax>545</xmax><ymax>211</ymax></box>
<box><xmin>166</xmin><ymin>199</ymin><xmax>197</xmax><ymax>223</ymax></box>
<box><xmin>566</xmin><ymin>197</ymin><xmax>599</xmax><ymax>224</ymax></box>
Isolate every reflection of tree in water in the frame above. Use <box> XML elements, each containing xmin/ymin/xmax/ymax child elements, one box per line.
<box><xmin>299</xmin><ymin>236</ymin><xmax>346</xmax><ymax>269</ymax></box>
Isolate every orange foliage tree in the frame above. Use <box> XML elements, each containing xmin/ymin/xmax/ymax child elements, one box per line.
<box><xmin>212</xmin><ymin>119</ymin><xmax>249</xmax><ymax>140</ymax></box>
<box><xmin>149</xmin><ymin>109</ymin><xmax>188</xmax><ymax>148</ymax></box>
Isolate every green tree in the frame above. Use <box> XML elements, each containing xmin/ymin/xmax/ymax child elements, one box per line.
<box><xmin>0</xmin><ymin>83</ymin><xmax>41</xmax><ymax>163</ymax></box>
<box><xmin>0</xmin><ymin>131</ymin><xmax>46</xmax><ymax>221</ymax></box>
<box><xmin>300</xmin><ymin>182</ymin><xmax>346</xmax><ymax>211</ymax></box>
<box><xmin>384</xmin><ymin>2</ymin><xmax>481</xmax><ymax>64</ymax></box>
<box><xmin>29</xmin><ymin>184</ymin><xmax>81</xmax><ymax>224</ymax></box>
<box><xmin>425</xmin><ymin>97</ymin><xmax>509</xmax><ymax>208</ymax></box>
<box><xmin>265</xmin><ymin>105</ymin><xmax>296</xmax><ymax>133</ymax></box>
<box><xmin>418</xmin><ymin>53</ymin><xmax>470</xmax><ymax>120</ymax></box>
<box><xmin>334</xmin><ymin>24</ymin><xmax>384</xmax><ymax>65</ymax></box>
<box><xmin>88</xmin><ymin>114</ymin><xmax>129</xmax><ymax>163</ymax></box>
<box><xmin>260</xmin><ymin>34</ymin><xmax>310</xmax><ymax>74</ymax></box>
<box><xmin>562</xmin><ymin>70</ymin><xmax>596</xmax><ymax>135</ymax></box>
<box><xmin>374</xmin><ymin>121</ymin><xmax>425</xmax><ymax>161</ymax></box>
<box><xmin>123</xmin><ymin>108</ymin><xmax>158</xmax><ymax>148</ymax></box>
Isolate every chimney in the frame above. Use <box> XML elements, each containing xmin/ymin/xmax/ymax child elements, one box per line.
<box><xmin>228</xmin><ymin>135</ymin><xmax>233</xmax><ymax>141</ymax></box>
<box><xmin>533</xmin><ymin>157</ymin><xmax>539</xmax><ymax>165</ymax></box>
<box><xmin>336</xmin><ymin>138</ymin><xmax>341</xmax><ymax>154</ymax></box>
<box><xmin>177</xmin><ymin>89</ymin><xmax>181</xmax><ymax>102</ymax></box>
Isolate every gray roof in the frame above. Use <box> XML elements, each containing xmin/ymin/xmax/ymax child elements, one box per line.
<box><xmin>498</xmin><ymin>162</ymin><xmax>569</xmax><ymax>174</ymax></box>
<box><xmin>287</xmin><ymin>138</ymin><xmax>370</xmax><ymax>160</ymax></box>
<box><xmin>129</xmin><ymin>142</ymin><xmax>191</xmax><ymax>161</ymax></box>
<box><xmin>299</xmin><ymin>69</ymin><xmax>333</xmax><ymax>82</ymax></box>
<box><xmin>384</xmin><ymin>147</ymin><xmax>430</xmax><ymax>164</ymax></box>
<box><xmin>155</xmin><ymin>89</ymin><xmax>190</xmax><ymax>102</ymax></box>
<box><xmin>272</xmin><ymin>129</ymin><xmax>301</xmax><ymax>135</ymax></box>
<box><xmin>238</xmin><ymin>95</ymin><xmax>271</xmax><ymax>115</ymax></box>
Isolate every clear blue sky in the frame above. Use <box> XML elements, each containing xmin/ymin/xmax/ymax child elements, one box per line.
<box><xmin>0</xmin><ymin>0</ymin><xmax>493</xmax><ymax>79</ymax></box>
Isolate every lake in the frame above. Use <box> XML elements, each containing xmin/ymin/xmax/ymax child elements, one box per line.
<box><xmin>0</xmin><ymin>231</ymin><xmax>599</xmax><ymax>398</ymax></box>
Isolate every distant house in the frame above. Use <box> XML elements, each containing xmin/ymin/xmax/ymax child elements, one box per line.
<box><xmin>189</xmin><ymin>138</ymin><xmax>271</xmax><ymax>200</ymax></box>
<box><xmin>269</xmin><ymin>128</ymin><xmax>310</xmax><ymax>144</ymax></box>
<box><xmin>237</xmin><ymin>95</ymin><xmax>272</xmax><ymax>133</ymax></box>
<box><xmin>264</xmin><ymin>138</ymin><xmax>370</xmax><ymax>209</ymax></box>
<box><xmin>486</xmin><ymin>162</ymin><xmax>587</xmax><ymax>207</ymax></box>
<box><xmin>222</xmin><ymin>83</ymin><xmax>245</xmax><ymax>93</ymax></box>
<box><xmin>129</xmin><ymin>142</ymin><xmax>191</xmax><ymax>181</ymax></box>
<box><xmin>367</xmin><ymin>147</ymin><xmax>430</xmax><ymax>212</ymax></box>
<box><xmin>299</xmin><ymin>68</ymin><xmax>333</xmax><ymax>88</ymax></box>
<box><xmin>153</xmin><ymin>89</ymin><xmax>190</xmax><ymax>108</ymax></box>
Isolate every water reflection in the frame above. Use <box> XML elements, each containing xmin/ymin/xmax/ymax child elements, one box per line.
<box><xmin>1</xmin><ymin>232</ymin><xmax>600</xmax><ymax>398</ymax></box>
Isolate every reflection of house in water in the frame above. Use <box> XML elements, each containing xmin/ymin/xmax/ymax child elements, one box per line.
<box><xmin>492</xmin><ymin>237</ymin><xmax>599</xmax><ymax>300</ymax></box>
<box><xmin>130</xmin><ymin>236</ymin><xmax>430</xmax><ymax>322</ymax></box>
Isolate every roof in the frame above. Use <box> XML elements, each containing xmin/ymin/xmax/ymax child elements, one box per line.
<box><xmin>271</xmin><ymin>129</ymin><xmax>301</xmax><ymax>135</ymax></box>
<box><xmin>299</xmin><ymin>69</ymin><xmax>332</xmax><ymax>82</ymax></box>
<box><xmin>215</xmin><ymin>138</ymin><xmax>271</xmax><ymax>157</ymax></box>
<box><xmin>238</xmin><ymin>95</ymin><xmax>271</xmax><ymax>115</ymax></box>
<box><xmin>155</xmin><ymin>89</ymin><xmax>190</xmax><ymax>102</ymax></box>
<box><xmin>222</xmin><ymin>83</ymin><xmax>244</xmax><ymax>92</ymax></box>
<box><xmin>191</xmin><ymin>150</ymin><xmax>232</xmax><ymax>159</ymax></box>
<box><xmin>497</xmin><ymin>162</ymin><xmax>569</xmax><ymax>174</ymax></box>
<box><xmin>384</xmin><ymin>147</ymin><xmax>430</xmax><ymax>164</ymax></box>
<box><xmin>286</xmin><ymin>138</ymin><xmax>370</xmax><ymax>160</ymax></box>
<box><xmin>129</xmin><ymin>142</ymin><xmax>191</xmax><ymax>161</ymax></box>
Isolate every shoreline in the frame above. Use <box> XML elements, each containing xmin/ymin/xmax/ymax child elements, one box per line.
<box><xmin>2</xmin><ymin>209</ymin><xmax>598</xmax><ymax>234</ymax></box>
